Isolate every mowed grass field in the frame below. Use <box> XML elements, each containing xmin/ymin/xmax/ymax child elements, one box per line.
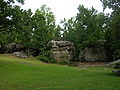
<box><xmin>0</xmin><ymin>54</ymin><xmax>120</xmax><ymax>90</ymax></box>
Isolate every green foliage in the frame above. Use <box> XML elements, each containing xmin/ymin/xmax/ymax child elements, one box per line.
<box><xmin>13</xmin><ymin>8</ymin><xmax>33</xmax><ymax>47</ymax></box>
<box><xmin>61</xmin><ymin>5</ymin><xmax>109</xmax><ymax>58</ymax></box>
<box><xmin>100</xmin><ymin>0</ymin><xmax>120</xmax><ymax>11</ymax></box>
<box><xmin>31</xmin><ymin>5</ymin><xmax>55</xmax><ymax>51</ymax></box>
<box><xmin>0</xmin><ymin>0</ymin><xmax>120</xmax><ymax>62</ymax></box>
<box><xmin>0</xmin><ymin>2</ymin><xmax>56</xmax><ymax>60</ymax></box>
<box><xmin>101</xmin><ymin>0</ymin><xmax>120</xmax><ymax>60</ymax></box>
<box><xmin>53</xmin><ymin>25</ymin><xmax>62</xmax><ymax>40</ymax></box>
<box><xmin>6</xmin><ymin>0</ymin><xmax>25</xmax><ymax>4</ymax></box>
<box><xmin>0</xmin><ymin>0</ymin><xmax>25</xmax><ymax>45</ymax></box>
<box><xmin>37</xmin><ymin>51</ymin><xmax>56</xmax><ymax>63</ymax></box>
<box><xmin>0</xmin><ymin>1</ymin><xmax>57</xmax><ymax>63</ymax></box>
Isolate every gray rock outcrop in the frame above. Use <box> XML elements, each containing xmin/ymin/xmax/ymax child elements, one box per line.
<box><xmin>79</xmin><ymin>40</ymin><xmax>108</xmax><ymax>62</ymax></box>
<box><xmin>2</xmin><ymin>43</ymin><xmax>25</xmax><ymax>53</ymax></box>
<box><xmin>13</xmin><ymin>52</ymin><xmax>27</xmax><ymax>58</ymax></box>
<box><xmin>108</xmin><ymin>59</ymin><xmax>120</xmax><ymax>69</ymax></box>
<box><xmin>48</xmin><ymin>40</ymin><xmax>74</xmax><ymax>62</ymax></box>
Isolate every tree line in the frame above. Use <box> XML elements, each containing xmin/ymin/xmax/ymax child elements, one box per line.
<box><xmin>0</xmin><ymin>0</ymin><xmax>120</xmax><ymax>61</ymax></box>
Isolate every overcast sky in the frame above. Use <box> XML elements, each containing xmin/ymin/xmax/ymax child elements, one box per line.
<box><xmin>19</xmin><ymin>0</ymin><xmax>111</xmax><ymax>24</ymax></box>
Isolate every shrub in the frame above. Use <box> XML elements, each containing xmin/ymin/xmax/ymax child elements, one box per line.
<box><xmin>37</xmin><ymin>51</ymin><xmax>56</xmax><ymax>63</ymax></box>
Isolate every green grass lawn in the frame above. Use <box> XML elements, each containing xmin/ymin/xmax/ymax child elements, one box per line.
<box><xmin>0</xmin><ymin>54</ymin><xmax>120</xmax><ymax>90</ymax></box>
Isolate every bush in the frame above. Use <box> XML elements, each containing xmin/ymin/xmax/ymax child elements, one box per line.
<box><xmin>37</xmin><ymin>51</ymin><xmax>56</xmax><ymax>63</ymax></box>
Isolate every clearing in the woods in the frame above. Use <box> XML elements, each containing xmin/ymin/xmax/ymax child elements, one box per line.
<box><xmin>0</xmin><ymin>54</ymin><xmax>120</xmax><ymax>90</ymax></box>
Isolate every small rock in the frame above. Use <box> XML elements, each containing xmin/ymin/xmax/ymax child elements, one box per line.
<box><xmin>108</xmin><ymin>59</ymin><xmax>120</xmax><ymax>69</ymax></box>
<box><xmin>13</xmin><ymin>52</ymin><xmax>27</xmax><ymax>58</ymax></box>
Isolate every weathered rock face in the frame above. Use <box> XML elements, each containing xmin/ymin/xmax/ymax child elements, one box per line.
<box><xmin>48</xmin><ymin>40</ymin><xmax>74</xmax><ymax>62</ymax></box>
<box><xmin>79</xmin><ymin>46</ymin><xmax>108</xmax><ymax>62</ymax></box>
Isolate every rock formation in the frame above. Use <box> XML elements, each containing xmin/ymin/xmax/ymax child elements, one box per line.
<box><xmin>108</xmin><ymin>59</ymin><xmax>120</xmax><ymax>69</ymax></box>
<box><xmin>48</xmin><ymin>40</ymin><xmax>74</xmax><ymax>62</ymax></box>
<box><xmin>79</xmin><ymin>40</ymin><xmax>108</xmax><ymax>62</ymax></box>
<box><xmin>0</xmin><ymin>43</ymin><xmax>32</xmax><ymax>58</ymax></box>
<box><xmin>1</xmin><ymin>43</ymin><xmax>25</xmax><ymax>53</ymax></box>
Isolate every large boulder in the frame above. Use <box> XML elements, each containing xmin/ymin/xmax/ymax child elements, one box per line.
<box><xmin>79</xmin><ymin>45</ymin><xmax>108</xmax><ymax>62</ymax></box>
<box><xmin>48</xmin><ymin>40</ymin><xmax>74</xmax><ymax>62</ymax></box>
<box><xmin>108</xmin><ymin>59</ymin><xmax>120</xmax><ymax>69</ymax></box>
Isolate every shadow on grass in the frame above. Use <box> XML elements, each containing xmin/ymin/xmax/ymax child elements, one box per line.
<box><xmin>112</xmin><ymin>72</ymin><xmax>120</xmax><ymax>76</ymax></box>
<box><xmin>102</xmin><ymin>72</ymin><xmax>120</xmax><ymax>77</ymax></box>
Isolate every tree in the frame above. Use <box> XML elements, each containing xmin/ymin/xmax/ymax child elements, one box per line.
<box><xmin>53</xmin><ymin>25</ymin><xmax>62</xmax><ymax>40</ymax></box>
<box><xmin>6</xmin><ymin>0</ymin><xmax>24</xmax><ymax>4</ymax></box>
<box><xmin>0</xmin><ymin>0</ymin><xmax>25</xmax><ymax>46</ymax></box>
<box><xmin>62</xmin><ymin>5</ymin><xmax>109</xmax><ymax>59</ymax></box>
<box><xmin>101</xmin><ymin>0</ymin><xmax>120</xmax><ymax>60</ymax></box>
<box><xmin>31</xmin><ymin>5</ymin><xmax>55</xmax><ymax>53</ymax></box>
